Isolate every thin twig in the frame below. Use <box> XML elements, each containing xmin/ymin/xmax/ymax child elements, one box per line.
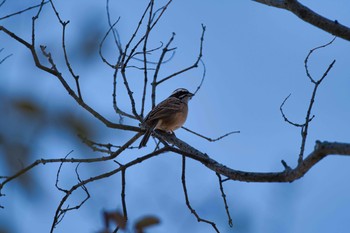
<box><xmin>120</xmin><ymin>70</ymin><xmax>141</xmax><ymax>120</ymax></box>
<box><xmin>106</xmin><ymin>0</ymin><xmax>123</xmax><ymax>55</ymax></box>
<box><xmin>193</xmin><ymin>59</ymin><xmax>206</xmax><ymax>96</ymax></box>
<box><xmin>79</xmin><ymin>134</ymin><xmax>138</xmax><ymax>154</ymax></box>
<box><xmin>281</xmin><ymin>160</ymin><xmax>292</xmax><ymax>171</ymax></box>
<box><xmin>121</xmin><ymin>1</ymin><xmax>152</xmax><ymax>66</ymax></box>
<box><xmin>121</xmin><ymin>169</ymin><xmax>128</xmax><ymax>221</ymax></box>
<box><xmin>0</xmin><ymin>23</ymin><xmax>152</xmax><ymax>131</ymax></box>
<box><xmin>304</xmin><ymin>37</ymin><xmax>337</xmax><ymax>83</ymax></box>
<box><xmin>0</xmin><ymin>1</ymin><xmax>48</xmax><ymax>20</ymax></box>
<box><xmin>61</xmin><ymin>21</ymin><xmax>83</xmax><ymax>100</ymax></box>
<box><xmin>298</xmin><ymin>60</ymin><xmax>336</xmax><ymax>163</ymax></box>
<box><xmin>99</xmin><ymin>17</ymin><xmax>121</xmax><ymax>68</ymax></box>
<box><xmin>0</xmin><ymin>0</ymin><xmax>6</xmax><ymax>8</ymax></box>
<box><xmin>52</xmin><ymin>162</ymin><xmax>91</xmax><ymax>231</ymax></box>
<box><xmin>151</xmin><ymin>32</ymin><xmax>176</xmax><ymax>108</ymax></box>
<box><xmin>140</xmin><ymin>0</ymin><xmax>154</xmax><ymax>118</ymax></box>
<box><xmin>279</xmin><ymin>94</ymin><xmax>314</xmax><ymax>127</ymax></box>
<box><xmin>0</xmin><ymin>132</ymin><xmax>143</xmax><ymax>193</ymax></box>
<box><xmin>0</xmin><ymin>53</ymin><xmax>12</xmax><ymax>64</ymax></box>
<box><xmin>48</xmin><ymin>0</ymin><xmax>64</xmax><ymax>24</ymax></box>
<box><xmin>216</xmin><ymin>173</ymin><xmax>233</xmax><ymax>227</ymax></box>
<box><xmin>156</xmin><ymin>24</ymin><xmax>206</xmax><ymax>86</ymax></box>
<box><xmin>55</xmin><ymin>151</ymin><xmax>73</xmax><ymax>193</ymax></box>
<box><xmin>50</xmin><ymin>147</ymin><xmax>169</xmax><ymax>232</ymax></box>
<box><xmin>279</xmin><ymin>38</ymin><xmax>336</xmax><ymax>164</ymax></box>
<box><xmin>122</xmin><ymin>0</ymin><xmax>173</xmax><ymax>67</ymax></box>
<box><xmin>181</xmin><ymin>156</ymin><xmax>220</xmax><ymax>233</ymax></box>
<box><xmin>298</xmin><ymin>39</ymin><xmax>336</xmax><ymax>164</ymax></box>
<box><xmin>182</xmin><ymin>126</ymin><xmax>240</xmax><ymax>142</ymax></box>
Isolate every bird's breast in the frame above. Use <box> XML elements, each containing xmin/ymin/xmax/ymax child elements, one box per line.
<box><xmin>155</xmin><ymin>106</ymin><xmax>188</xmax><ymax>132</ymax></box>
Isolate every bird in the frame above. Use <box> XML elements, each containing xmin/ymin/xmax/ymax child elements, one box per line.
<box><xmin>139</xmin><ymin>88</ymin><xmax>194</xmax><ymax>148</ymax></box>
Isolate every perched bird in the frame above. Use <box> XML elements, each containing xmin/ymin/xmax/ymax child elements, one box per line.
<box><xmin>139</xmin><ymin>88</ymin><xmax>194</xmax><ymax>148</ymax></box>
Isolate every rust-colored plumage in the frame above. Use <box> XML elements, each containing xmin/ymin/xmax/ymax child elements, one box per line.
<box><xmin>139</xmin><ymin>88</ymin><xmax>193</xmax><ymax>148</ymax></box>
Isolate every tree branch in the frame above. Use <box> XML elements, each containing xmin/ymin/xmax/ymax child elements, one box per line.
<box><xmin>50</xmin><ymin>147</ymin><xmax>169</xmax><ymax>233</ymax></box>
<box><xmin>181</xmin><ymin>156</ymin><xmax>219</xmax><ymax>232</ymax></box>
<box><xmin>216</xmin><ymin>173</ymin><xmax>233</xmax><ymax>227</ymax></box>
<box><xmin>0</xmin><ymin>26</ymin><xmax>140</xmax><ymax>132</ymax></box>
<box><xmin>159</xmin><ymin>131</ymin><xmax>350</xmax><ymax>183</ymax></box>
<box><xmin>253</xmin><ymin>0</ymin><xmax>350</xmax><ymax>41</ymax></box>
<box><xmin>0</xmin><ymin>132</ymin><xmax>143</xmax><ymax>194</ymax></box>
<box><xmin>0</xmin><ymin>1</ymin><xmax>48</xmax><ymax>20</ymax></box>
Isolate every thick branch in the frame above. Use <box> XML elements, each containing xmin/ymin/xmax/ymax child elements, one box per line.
<box><xmin>157</xmin><ymin>131</ymin><xmax>350</xmax><ymax>183</ymax></box>
<box><xmin>253</xmin><ymin>0</ymin><xmax>350</xmax><ymax>41</ymax></box>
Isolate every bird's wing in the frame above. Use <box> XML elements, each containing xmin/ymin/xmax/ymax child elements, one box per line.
<box><xmin>144</xmin><ymin>97</ymin><xmax>183</xmax><ymax>124</ymax></box>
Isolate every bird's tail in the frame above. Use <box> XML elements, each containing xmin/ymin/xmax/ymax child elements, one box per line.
<box><xmin>139</xmin><ymin>129</ymin><xmax>153</xmax><ymax>148</ymax></box>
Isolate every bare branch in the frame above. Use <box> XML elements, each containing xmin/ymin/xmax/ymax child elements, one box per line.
<box><xmin>159</xmin><ymin>132</ymin><xmax>350</xmax><ymax>183</ymax></box>
<box><xmin>253</xmin><ymin>0</ymin><xmax>350</xmax><ymax>41</ymax></box>
<box><xmin>0</xmin><ymin>0</ymin><xmax>6</xmax><ymax>8</ymax></box>
<box><xmin>280</xmin><ymin>38</ymin><xmax>336</xmax><ymax>164</ymax></box>
<box><xmin>156</xmin><ymin>24</ymin><xmax>206</xmax><ymax>86</ymax></box>
<box><xmin>297</xmin><ymin>40</ymin><xmax>336</xmax><ymax>163</ymax></box>
<box><xmin>279</xmin><ymin>94</ymin><xmax>314</xmax><ymax>127</ymax></box>
<box><xmin>0</xmin><ymin>132</ymin><xmax>143</xmax><ymax>193</ymax></box>
<box><xmin>140</xmin><ymin>0</ymin><xmax>154</xmax><ymax>117</ymax></box>
<box><xmin>55</xmin><ymin>151</ymin><xmax>73</xmax><ymax>194</ymax></box>
<box><xmin>47</xmin><ymin>0</ymin><xmax>64</xmax><ymax>24</ymax></box>
<box><xmin>281</xmin><ymin>159</ymin><xmax>292</xmax><ymax>171</ymax></box>
<box><xmin>121</xmin><ymin>169</ymin><xmax>128</xmax><ymax>222</ymax></box>
<box><xmin>99</xmin><ymin>18</ymin><xmax>121</xmax><ymax>68</ymax></box>
<box><xmin>181</xmin><ymin>156</ymin><xmax>220</xmax><ymax>232</ymax></box>
<box><xmin>304</xmin><ymin>37</ymin><xmax>336</xmax><ymax>83</ymax></box>
<box><xmin>0</xmin><ymin>26</ymin><xmax>140</xmax><ymax>132</ymax></box>
<box><xmin>50</xmin><ymin>147</ymin><xmax>169</xmax><ymax>232</ymax></box>
<box><xmin>216</xmin><ymin>173</ymin><xmax>233</xmax><ymax>227</ymax></box>
<box><xmin>193</xmin><ymin>59</ymin><xmax>206</xmax><ymax>96</ymax></box>
<box><xmin>0</xmin><ymin>1</ymin><xmax>48</xmax><ymax>20</ymax></box>
<box><xmin>0</xmin><ymin>49</ymin><xmax>12</xmax><ymax>64</ymax></box>
<box><xmin>61</xmin><ymin>21</ymin><xmax>83</xmax><ymax>100</ymax></box>
<box><xmin>106</xmin><ymin>0</ymin><xmax>123</xmax><ymax>55</ymax></box>
<box><xmin>121</xmin><ymin>1</ymin><xmax>152</xmax><ymax>66</ymax></box>
<box><xmin>151</xmin><ymin>32</ymin><xmax>176</xmax><ymax>108</ymax></box>
<box><xmin>80</xmin><ymin>135</ymin><xmax>139</xmax><ymax>154</ymax></box>
<box><xmin>51</xmin><ymin>162</ymin><xmax>90</xmax><ymax>231</ymax></box>
<box><xmin>182</xmin><ymin>126</ymin><xmax>240</xmax><ymax>142</ymax></box>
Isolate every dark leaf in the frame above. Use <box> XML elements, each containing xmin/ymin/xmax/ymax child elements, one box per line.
<box><xmin>12</xmin><ymin>99</ymin><xmax>42</xmax><ymax>116</ymax></box>
<box><xmin>134</xmin><ymin>216</ymin><xmax>160</xmax><ymax>233</ymax></box>
<box><xmin>60</xmin><ymin>113</ymin><xmax>93</xmax><ymax>137</ymax></box>
<box><xmin>103</xmin><ymin>210</ymin><xmax>127</xmax><ymax>230</ymax></box>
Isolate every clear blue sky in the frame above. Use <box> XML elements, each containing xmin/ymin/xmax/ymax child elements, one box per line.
<box><xmin>1</xmin><ymin>1</ymin><xmax>350</xmax><ymax>233</ymax></box>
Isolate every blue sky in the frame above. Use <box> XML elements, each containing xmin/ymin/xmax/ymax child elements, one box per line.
<box><xmin>1</xmin><ymin>1</ymin><xmax>350</xmax><ymax>233</ymax></box>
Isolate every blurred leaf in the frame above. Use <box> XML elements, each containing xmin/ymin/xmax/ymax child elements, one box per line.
<box><xmin>134</xmin><ymin>216</ymin><xmax>160</xmax><ymax>233</ymax></box>
<box><xmin>3</xmin><ymin>143</ymin><xmax>29</xmax><ymax>172</ymax></box>
<box><xmin>111</xmin><ymin>212</ymin><xmax>127</xmax><ymax>230</ymax></box>
<box><xmin>103</xmin><ymin>210</ymin><xmax>127</xmax><ymax>230</ymax></box>
<box><xmin>81</xmin><ymin>30</ymin><xmax>101</xmax><ymax>57</ymax></box>
<box><xmin>12</xmin><ymin>99</ymin><xmax>43</xmax><ymax>117</ymax></box>
<box><xmin>2</xmin><ymin>142</ymin><xmax>38</xmax><ymax>195</ymax></box>
<box><xmin>60</xmin><ymin>113</ymin><xmax>93</xmax><ymax>138</ymax></box>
